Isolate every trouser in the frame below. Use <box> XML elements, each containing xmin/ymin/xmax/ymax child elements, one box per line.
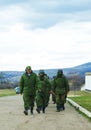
<box><xmin>56</xmin><ymin>93</ymin><xmax>66</xmax><ymax>110</ymax></box>
<box><xmin>36</xmin><ymin>92</ymin><xmax>46</xmax><ymax>112</ymax></box>
<box><xmin>23</xmin><ymin>93</ymin><xmax>35</xmax><ymax>110</ymax></box>
<box><xmin>52</xmin><ymin>94</ymin><xmax>56</xmax><ymax>103</ymax></box>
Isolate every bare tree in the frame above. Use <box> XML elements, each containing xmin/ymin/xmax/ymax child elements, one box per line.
<box><xmin>68</xmin><ymin>73</ymin><xmax>84</xmax><ymax>92</ymax></box>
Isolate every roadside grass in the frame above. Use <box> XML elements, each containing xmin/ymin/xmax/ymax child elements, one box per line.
<box><xmin>0</xmin><ymin>89</ymin><xmax>16</xmax><ymax>97</ymax></box>
<box><xmin>68</xmin><ymin>90</ymin><xmax>91</xmax><ymax>121</ymax></box>
<box><xmin>68</xmin><ymin>91</ymin><xmax>91</xmax><ymax>112</ymax></box>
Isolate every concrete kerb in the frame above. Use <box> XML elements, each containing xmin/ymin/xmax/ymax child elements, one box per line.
<box><xmin>67</xmin><ymin>98</ymin><xmax>91</xmax><ymax>118</ymax></box>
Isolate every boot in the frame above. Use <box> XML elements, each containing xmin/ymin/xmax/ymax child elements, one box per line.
<box><xmin>42</xmin><ymin>107</ymin><xmax>45</xmax><ymax>113</ymax></box>
<box><xmin>56</xmin><ymin>106</ymin><xmax>60</xmax><ymax>112</ymax></box>
<box><xmin>36</xmin><ymin>107</ymin><xmax>40</xmax><ymax>113</ymax></box>
<box><xmin>23</xmin><ymin>107</ymin><xmax>28</xmax><ymax>115</ymax></box>
<box><xmin>59</xmin><ymin>105</ymin><xmax>64</xmax><ymax>111</ymax></box>
<box><xmin>31</xmin><ymin>107</ymin><xmax>33</xmax><ymax>114</ymax></box>
<box><xmin>62</xmin><ymin>104</ymin><xmax>65</xmax><ymax>110</ymax></box>
<box><xmin>24</xmin><ymin>108</ymin><xmax>28</xmax><ymax>115</ymax></box>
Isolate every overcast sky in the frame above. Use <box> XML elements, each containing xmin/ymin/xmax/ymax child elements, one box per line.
<box><xmin>0</xmin><ymin>0</ymin><xmax>91</xmax><ymax>71</ymax></box>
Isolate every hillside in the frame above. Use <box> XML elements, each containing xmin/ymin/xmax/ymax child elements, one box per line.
<box><xmin>0</xmin><ymin>62</ymin><xmax>91</xmax><ymax>83</ymax></box>
<box><xmin>44</xmin><ymin>62</ymin><xmax>91</xmax><ymax>78</ymax></box>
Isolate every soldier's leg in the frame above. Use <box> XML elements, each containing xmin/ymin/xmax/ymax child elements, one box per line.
<box><xmin>61</xmin><ymin>94</ymin><xmax>66</xmax><ymax>110</ymax></box>
<box><xmin>23</xmin><ymin>94</ymin><xmax>30</xmax><ymax>115</ymax></box>
<box><xmin>42</xmin><ymin>96</ymin><xmax>46</xmax><ymax>113</ymax></box>
<box><xmin>52</xmin><ymin>94</ymin><xmax>56</xmax><ymax>104</ymax></box>
<box><xmin>56</xmin><ymin>94</ymin><xmax>61</xmax><ymax>112</ymax></box>
<box><xmin>29</xmin><ymin>95</ymin><xmax>35</xmax><ymax>114</ymax></box>
<box><xmin>36</xmin><ymin>94</ymin><xmax>43</xmax><ymax>113</ymax></box>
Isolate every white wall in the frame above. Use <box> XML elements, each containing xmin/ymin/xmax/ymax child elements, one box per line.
<box><xmin>85</xmin><ymin>72</ymin><xmax>91</xmax><ymax>90</ymax></box>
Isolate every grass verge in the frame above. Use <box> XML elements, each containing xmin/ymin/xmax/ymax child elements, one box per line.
<box><xmin>68</xmin><ymin>90</ymin><xmax>91</xmax><ymax>121</ymax></box>
<box><xmin>0</xmin><ymin>89</ymin><xmax>16</xmax><ymax>97</ymax></box>
<box><xmin>68</xmin><ymin>91</ymin><xmax>91</xmax><ymax>112</ymax></box>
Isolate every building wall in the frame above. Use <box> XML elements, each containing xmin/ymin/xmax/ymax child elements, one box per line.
<box><xmin>85</xmin><ymin>72</ymin><xmax>91</xmax><ymax>90</ymax></box>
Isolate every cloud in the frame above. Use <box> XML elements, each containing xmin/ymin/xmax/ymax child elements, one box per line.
<box><xmin>0</xmin><ymin>20</ymin><xmax>91</xmax><ymax>71</ymax></box>
<box><xmin>0</xmin><ymin>0</ymin><xmax>91</xmax><ymax>70</ymax></box>
<box><xmin>0</xmin><ymin>0</ymin><xmax>91</xmax><ymax>30</ymax></box>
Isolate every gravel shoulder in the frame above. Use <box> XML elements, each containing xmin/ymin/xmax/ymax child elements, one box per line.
<box><xmin>0</xmin><ymin>95</ymin><xmax>91</xmax><ymax>130</ymax></box>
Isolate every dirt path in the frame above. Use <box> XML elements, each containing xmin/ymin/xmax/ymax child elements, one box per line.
<box><xmin>0</xmin><ymin>95</ymin><xmax>91</xmax><ymax>130</ymax></box>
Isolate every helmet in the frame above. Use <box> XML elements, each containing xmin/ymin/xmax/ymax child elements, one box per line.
<box><xmin>25</xmin><ymin>66</ymin><xmax>31</xmax><ymax>71</ymax></box>
<box><xmin>57</xmin><ymin>69</ymin><xmax>63</xmax><ymax>74</ymax></box>
<box><xmin>39</xmin><ymin>69</ymin><xmax>45</xmax><ymax>75</ymax></box>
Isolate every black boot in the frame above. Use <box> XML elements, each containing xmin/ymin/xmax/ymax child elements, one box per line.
<box><xmin>62</xmin><ymin>104</ymin><xmax>65</xmax><ymax>110</ymax></box>
<box><xmin>24</xmin><ymin>109</ymin><xmax>28</xmax><ymax>115</ymax></box>
<box><xmin>56</xmin><ymin>106</ymin><xmax>60</xmax><ymax>112</ymax></box>
<box><xmin>31</xmin><ymin>107</ymin><xmax>33</xmax><ymax>114</ymax></box>
<box><xmin>36</xmin><ymin>107</ymin><xmax>40</xmax><ymax>113</ymax></box>
<box><xmin>24</xmin><ymin>110</ymin><xmax>28</xmax><ymax>115</ymax></box>
<box><xmin>42</xmin><ymin>107</ymin><xmax>45</xmax><ymax>113</ymax></box>
<box><xmin>24</xmin><ymin>108</ymin><xmax>28</xmax><ymax>115</ymax></box>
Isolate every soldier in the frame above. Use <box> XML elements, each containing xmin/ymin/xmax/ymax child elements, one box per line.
<box><xmin>44</xmin><ymin>74</ymin><xmax>51</xmax><ymax>107</ymax></box>
<box><xmin>36</xmin><ymin>70</ymin><xmax>51</xmax><ymax>113</ymax></box>
<box><xmin>52</xmin><ymin>69</ymin><xmax>69</xmax><ymax>112</ymax></box>
<box><xmin>51</xmin><ymin>76</ymin><xmax>56</xmax><ymax>104</ymax></box>
<box><xmin>19</xmin><ymin>66</ymin><xmax>38</xmax><ymax>115</ymax></box>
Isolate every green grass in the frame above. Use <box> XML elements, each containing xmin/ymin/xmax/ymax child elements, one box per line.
<box><xmin>68</xmin><ymin>91</ymin><xmax>91</xmax><ymax>112</ymax></box>
<box><xmin>0</xmin><ymin>89</ymin><xmax>16</xmax><ymax>97</ymax></box>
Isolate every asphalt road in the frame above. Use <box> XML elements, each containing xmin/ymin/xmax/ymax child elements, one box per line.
<box><xmin>0</xmin><ymin>95</ymin><xmax>91</xmax><ymax>130</ymax></box>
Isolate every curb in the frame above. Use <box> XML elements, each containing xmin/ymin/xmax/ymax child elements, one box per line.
<box><xmin>67</xmin><ymin>98</ymin><xmax>91</xmax><ymax>118</ymax></box>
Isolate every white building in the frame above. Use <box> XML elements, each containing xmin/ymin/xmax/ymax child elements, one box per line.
<box><xmin>81</xmin><ymin>72</ymin><xmax>91</xmax><ymax>91</ymax></box>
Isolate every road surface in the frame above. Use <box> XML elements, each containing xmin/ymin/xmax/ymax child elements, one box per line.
<box><xmin>0</xmin><ymin>95</ymin><xmax>91</xmax><ymax>130</ymax></box>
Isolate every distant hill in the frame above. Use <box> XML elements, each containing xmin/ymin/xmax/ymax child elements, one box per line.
<box><xmin>0</xmin><ymin>62</ymin><xmax>91</xmax><ymax>82</ymax></box>
<box><xmin>43</xmin><ymin>62</ymin><xmax>91</xmax><ymax>78</ymax></box>
<box><xmin>66</xmin><ymin>62</ymin><xmax>91</xmax><ymax>77</ymax></box>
